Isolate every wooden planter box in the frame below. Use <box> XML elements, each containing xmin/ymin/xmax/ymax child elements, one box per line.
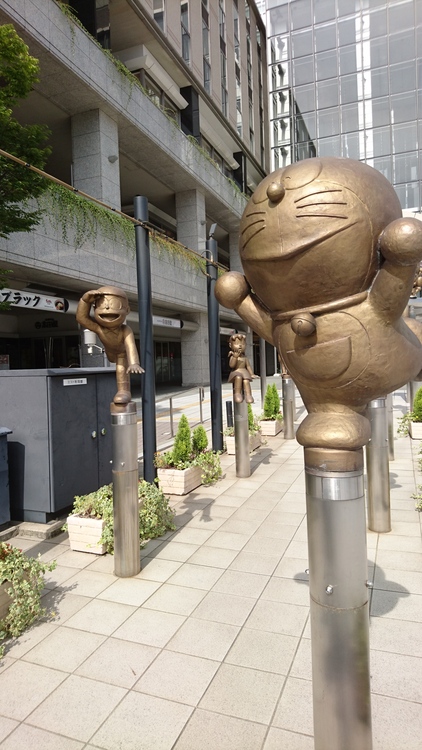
<box><xmin>225</xmin><ymin>432</ymin><xmax>262</xmax><ymax>455</ymax></box>
<box><xmin>0</xmin><ymin>580</ymin><xmax>11</xmax><ymax>621</ymax></box>
<box><xmin>409</xmin><ymin>421</ymin><xmax>422</xmax><ymax>439</ymax></box>
<box><xmin>157</xmin><ymin>465</ymin><xmax>202</xmax><ymax>495</ymax></box>
<box><xmin>67</xmin><ymin>515</ymin><xmax>107</xmax><ymax>555</ymax></box>
<box><xmin>259</xmin><ymin>419</ymin><xmax>283</xmax><ymax>437</ymax></box>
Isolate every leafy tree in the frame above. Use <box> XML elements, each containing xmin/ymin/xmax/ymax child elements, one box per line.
<box><xmin>172</xmin><ymin>414</ymin><xmax>192</xmax><ymax>464</ymax></box>
<box><xmin>0</xmin><ymin>24</ymin><xmax>51</xmax><ymax>238</ymax></box>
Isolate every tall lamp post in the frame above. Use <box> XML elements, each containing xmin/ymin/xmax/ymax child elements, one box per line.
<box><xmin>206</xmin><ymin>224</ymin><xmax>223</xmax><ymax>452</ymax></box>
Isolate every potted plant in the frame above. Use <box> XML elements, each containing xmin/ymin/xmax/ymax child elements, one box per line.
<box><xmin>397</xmin><ymin>386</ymin><xmax>422</xmax><ymax>439</ymax></box>
<box><xmin>224</xmin><ymin>404</ymin><xmax>262</xmax><ymax>455</ymax></box>
<box><xmin>154</xmin><ymin>418</ymin><xmax>222</xmax><ymax>495</ymax></box>
<box><xmin>0</xmin><ymin>542</ymin><xmax>57</xmax><ymax>658</ymax></box>
<box><xmin>67</xmin><ymin>480</ymin><xmax>176</xmax><ymax>554</ymax></box>
<box><xmin>259</xmin><ymin>383</ymin><xmax>283</xmax><ymax>436</ymax></box>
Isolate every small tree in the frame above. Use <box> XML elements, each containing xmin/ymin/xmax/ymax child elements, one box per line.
<box><xmin>271</xmin><ymin>383</ymin><xmax>281</xmax><ymax>417</ymax></box>
<box><xmin>412</xmin><ymin>387</ymin><xmax>422</xmax><ymax>422</ymax></box>
<box><xmin>263</xmin><ymin>385</ymin><xmax>275</xmax><ymax>419</ymax></box>
<box><xmin>0</xmin><ymin>25</ymin><xmax>51</xmax><ymax>238</ymax></box>
<box><xmin>192</xmin><ymin>425</ymin><xmax>208</xmax><ymax>455</ymax></box>
<box><xmin>172</xmin><ymin>414</ymin><xmax>192</xmax><ymax>464</ymax></box>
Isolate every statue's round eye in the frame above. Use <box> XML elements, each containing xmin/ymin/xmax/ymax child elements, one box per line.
<box><xmin>267</xmin><ymin>182</ymin><xmax>285</xmax><ymax>203</ymax></box>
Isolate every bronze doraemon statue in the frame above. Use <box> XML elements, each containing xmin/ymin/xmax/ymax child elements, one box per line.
<box><xmin>215</xmin><ymin>157</ymin><xmax>422</xmax><ymax>450</ymax></box>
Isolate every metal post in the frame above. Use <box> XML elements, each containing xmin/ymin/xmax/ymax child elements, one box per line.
<box><xmin>282</xmin><ymin>374</ymin><xmax>295</xmax><ymax>439</ymax></box>
<box><xmin>111</xmin><ymin>403</ymin><xmax>140</xmax><ymax>577</ymax></box>
<box><xmin>386</xmin><ymin>392</ymin><xmax>394</xmax><ymax>461</ymax></box>
<box><xmin>169</xmin><ymin>397</ymin><xmax>174</xmax><ymax>437</ymax></box>
<box><xmin>259</xmin><ymin>337</ymin><xmax>267</xmax><ymax>408</ymax></box>
<box><xmin>134</xmin><ymin>196</ymin><xmax>157</xmax><ymax>483</ymax></box>
<box><xmin>366</xmin><ymin>398</ymin><xmax>391</xmax><ymax>533</ymax></box>
<box><xmin>305</xmin><ymin>448</ymin><xmax>372</xmax><ymax>750</ymax></box>
<box><xmin>199</xmin><ymin>387</ymin><xmax>204</xmax><ymax>424</ymax></box>
<box><xmin>206</xmin><ymin>237</ymin><xmax>223</xmax><ymax>451</ymax></box>
<box><xmin>226</xmin><ymin>400</ymin><xmax>233</xmax><ymax>430</ymax></box>
<box><xmin>234</xmin><ymin>400</ymin><xmax>250</xmax><ymax>477</ymax></box>
<box><xmin>409</xmin><ymin>380</ymin><xmax>419</xmax><ymax>409</ymax></box>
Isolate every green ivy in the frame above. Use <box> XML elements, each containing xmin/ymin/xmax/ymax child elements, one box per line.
<box><xmin>0</xmin><ymin>543</ymin><xmax>56</xmax><ymax>658</ymax></box>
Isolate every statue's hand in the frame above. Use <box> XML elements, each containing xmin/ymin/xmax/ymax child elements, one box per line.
<box><xmin>82</xmin><ymin>290</ymin><xmax>102</xmax><ymax>303</ymax></box>
<box><xmin>215</xmin><ymin>272</ymin><xmax>251</xmax><ymax>310</ymax></box>
<box><xmin>127</xmin><ymin>364</ymin><xmax>144</xmax><ymax>374</ymax></box>
<box><xmin>379</xmin><ymin>219</ymin><xmax>422</xmax><ymax>266</ymax></box>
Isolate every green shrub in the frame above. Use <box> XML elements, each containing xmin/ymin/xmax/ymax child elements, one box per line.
<box><xmin>271</xmin><ymin>383</ymin><xmax>281</xmax><ymax>416</ymax></box>
<box><xmin>397</xmin><ymin>386</ymin><xmax>422</xmax><ymax>435</ymax></box>
<box><xmin>248</xmin><ymin>403</ymin><xmax>260</xmax><ymax>433</ymax></box>
<box><xmin>263</xmin><ymin>384</ymin><xmax>282</xmax><ymax>420</ymax></box>
<box><xmin>192</xmin><ymin>425</ymin><xmax>208</xmax><ymax>455</ymax></box>
<box><xmin>68</xmin><ymin>481</ymin><xmax>176</xmax><ymax>554</ymax></box>
<box><xmin>172</xmin><ymin>414</ymin><xmax>192</xmax><ymax>464</ymax></box>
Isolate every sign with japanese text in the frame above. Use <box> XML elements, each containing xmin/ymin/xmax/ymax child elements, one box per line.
<box><xmin>0</xmin><ymin>288</ymin><xmax>68</xmax><ymax>312</ymax></box>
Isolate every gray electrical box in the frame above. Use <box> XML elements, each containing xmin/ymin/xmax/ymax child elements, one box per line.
<box><xmin>0</xmin><ymin>369</ymin><xmax>118</xmax><ymax>523</ymax></box>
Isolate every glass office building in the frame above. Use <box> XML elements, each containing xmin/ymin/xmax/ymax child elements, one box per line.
<box><xmin>261</xmin><ymin>0</ymin><xmax>422</xmax><ymax>211</ymax></box>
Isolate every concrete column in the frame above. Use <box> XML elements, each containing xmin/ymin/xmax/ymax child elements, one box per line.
<box><xmin>181</xmin><ymin>311</ymin><xmax>209</xmax><ymax>387</ymax></box>
<box><xmin>229</xmin><ymin>231</ymin><xmax>242</xmax><ymax>272</ymax></box>
<box><xmin>175</xmin><ymin>189</ymin><xmax>206</xmax><ymax>252</ymax></box>
<box><xmin>71</xmin><ymin>109</ymin><xmax>121</xmax><ymax>210</ymax></box>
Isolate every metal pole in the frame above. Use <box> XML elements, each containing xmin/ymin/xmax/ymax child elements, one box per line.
<box><xmin>234</xmin><ymin>400</ymin><xmax>250</xmax><ymax>477</ymax></box>
<box><xmin>169</xmin><ymin>397</ymin><xmax>174</xmax><ymax>437</ymax></box>
<box><xmin>386</xmin><ymin>392</ymin><xmax>394</xmax><ymax>461</ymax></box>
<box><xmin>366</xmin><ymin>398</ymin><xmax>391</xmax><ymax>533</ymax></box>
<box><xmin>134</xmin><ymin>196</ymin><xmax>157</xmax><ymax>483</ymax></box>
<box><xmin>199</xmin><ymin>387</ymin><xmax>204</xmax><ymax>424</ymax></box>
<box><xmin>206</xmin><ymin>237</ymin><xmax>223</xmax><ymax>451</ymax></box>
<box><xmin>259</xmin><ymin>337</ymin><xmax>267</xmax><ymax>408</ymax></box>
<box><xmin>305</xmin><ymin>448</ymin><xmax>372</xmax><ymax>750</ymax></box>
<box><xmin>409</xmin><ymin>380</ymin><xmax>419</xmax><ymax>409</ymax></box>
<box><xmin>111</xmin><ymin>403</ymin><xmax>140</xmax><ymax>577</ymax></box>
<box><xmin>226</xmin><ymin>400</ymin><xmax>233</xmax><ymax>429</ymax></box>
<box><xmin>282</xmin><ymin>374</ymin><xmax>295</xmax><ymax>439</ymax></box>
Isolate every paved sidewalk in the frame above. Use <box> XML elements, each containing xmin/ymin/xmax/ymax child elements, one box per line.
<box><xmin>0</xmin><ymin>389</ymin><xmax>421</xmax><ymax>749</ymax></box>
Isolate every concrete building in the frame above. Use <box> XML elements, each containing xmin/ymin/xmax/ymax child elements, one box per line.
<box><xmin>260</xmin><ymin>0</ymin><xmax>422</xmax><ymax>214</ymax></box>
<box><xmin>0</xmin><ymin>0</ymin><xmax>269</xmax><ymax>386</ymax></box>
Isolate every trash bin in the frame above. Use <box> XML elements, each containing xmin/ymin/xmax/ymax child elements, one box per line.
<box><xmin>0</xmin><ymin>428</ymin><xmax>12</xmax><ymax>526</ymax></box>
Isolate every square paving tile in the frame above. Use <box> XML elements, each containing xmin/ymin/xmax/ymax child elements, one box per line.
<box><xmin>174</xmin><ymin>708</ymin><xmax>267</xmax><ymax>750</ymax></box>
<box><xmin>113</xmin><ymin>608</ymin><xmax>186</xmax><ymax>647</ymax></box>
<box><xmin>373</xmin><ymin>567</ymin><xmax>422</xmax><ymax>595</ymax></box>
<box><xmin>203</xmin><ymin>531</ymin><xmax>250</xmax><ymax>550</ymax></box>
<box><xmin>191</xmin><ymin>591</ymin><xmax>256</xmax><ymax>626</ymax></box>
<box><xmin>75</xmin><ymin>638</ymin><xmax>159</xmax><ymax>688</ymax></box>
<box><xmin>50</xmin><ymin>549</ymin><xmax>94</xmax><ymax>569</ymax></box>
<box><xmin>166</xmin><ymin>618</ymin><xmax>240</xmax><ymax>661</ymax></box>
<box><xmin>372</xmin><ymin>693</ymin><xmax>422</xmax><ymax>750</ymax></box>
<box><xmin>0</xmin><ymin>661</ymin><xmax>66</xmax><ymax>720</ymax></box>
<box><xmin>90</xmin><ymin>691</ymin><xmax>193</xmax><ymax>750</ymax></box>
<box><xmin>377</xmin><ymin>535</ymin><xmax>422</xmax><ymax>553</ymax></box>
<box><xmin>217</xmin><ymin>518</ymin><xmax>261</xmax><ymax>536</ymax></box>
<box><xmin>3</xmin><ymin>622</ymin><xmax>57</xmax><ymax>660</ymax></box>
<box><xmin>0</xmin><ymin>724</ymin><xmax>84</xmax><ymax>749</ymax></box>
<box><xmin>136</xmin><ymin>557</ymin><xmax>183</xmax><ymax>582</ymax></box>
<box><xmin>370</xmin><ymin>589</ymin><xmax>422</xmax><ymax>621</ymax></box>
<box><xmin>245</xmin><ymin>599</ymin><xmax>309</xmax><ymax>637</ymax></box>
<box><xmin>370</xmin><ymin>615</ymin><xmax>422</xmax><ymax>658</ymax></box>
<box><xmin>199</xmin><ymin>663</ymin><xmax>285</xmax><ymax>724</ymax></box>
<box><xmin>229</xmin><ymin>551</ymin><xmax>280</xmax><ymax>575</ymax></box>
<box><xmin>290</xmin><ymin>638</ymin><xmax>312</xmax><ymax>681</ymax></box>
<box><xmin>375</xmin><ymin>549</ymin><xmax>422</xmax><ymax>573</ymax></box>
<box><xmin>272</xmin><ymin>676</ymin><xmax>314</xmax><ymax>736</ymax></box>
<box><xmin>273</xmin><ymin>557</ymin><xmax>310</xmax><ymax>580</ymax></box>
<box><xmin>134</xmin><ymin>649</ymin><xmax>219</xmax><ymax>705</ymax></box>
<box><xmin>22</xmin><ymin>626</ymin><xmax>105</xmax><ymax>672</ymax></box>
<box><xmin>40</xmin><ymin>591</ymin><xmax>90</xmax><ymax>625</ymax></box>
<box><xmin>84</xmin><ymin>554</ymin><xmax>116</xmax><ymax>575</ymax></box>
<box><xmin>262</xmin><ymin>577</ymin><xmax>310</xmax><ymax>606</ymax></box>
<box><xmin>146</xmin><ymin>541</ymin><xmax>199</xmax><ymax>562</ymax></box>
<box><xmin>56</xmin><ymin>570</ymin><xmax>116</xmax><ymax>598</ymax></box>
<box><xmin>165</xmin><ymin>563</ymin><xmax>224</xmax><ymax>590</ymax></box>
<box><xmin>263</xmin><ymin>727</ymin><xmax>314</xmax><ymax>750</ymax></box>
<box><xmin>212</xmin><ymin>570</ymin><xmax>269</xmax><ymax>598</ymax></box>
<box><xmin>242</xmin><ymin>535</ymin><xmax>290</xmax><ymax>557</ymax></box>
<box><xmin>96</xmin><ymin>578</ymin><xmax>161</xmax><ymax>606</ymax></box>
<box><xmin>171</xmin><ymin>527</ymin><xmax>215</xmax><ymax>545</ymax></box>
<box><xmin>187</xmin><ymin>547</ymin><xmax>239</xmax><ymax>568</ymax></box>
<box><xmin>43</xmin><ymin>565</ymin><xmax>78</xmax><ymax>590</ymax></box>
<box><xmin>64</xmin><ymin>599</ymin><xmax>136</xmax><ymax>635</ymax></box>
<box><xmin>27</xmin><ymin>674</ymin><xmax>127</xmax><ymax>743</ymax></box>
<box><xmin>225</xmin><ymin>628</ymin><xmax>298</xmax><ymax>674</ymax></box>
<box><xmin>0</xmin><ymin>717</ymin><xmax>18</xmax><ymax>744</ymax></box>
<box><xmin>370</xmin><ymin>649</ymin><xmax>422</xmax><ymax>702</ymax></box>
<box><xmin>142</xmin><ymin>583</ymin><xmax>207</xmax><ymax>615</ymax></box>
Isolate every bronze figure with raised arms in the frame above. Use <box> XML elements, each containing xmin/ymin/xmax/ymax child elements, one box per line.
<box><xmin>215</xmin><ymin>157</ymin><xmax>422</xmax><ymax>450</ymax></box>
<box><xmin>76</xmin><ymin>285</ymin><xmax>144</xmax><ymax>405</ymax></box>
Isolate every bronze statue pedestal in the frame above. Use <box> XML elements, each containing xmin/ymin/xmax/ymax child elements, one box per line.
<box><xmin>111</xmin><ymin>402</ymin><xmax>140</xmax><ymax>577</ymax></box>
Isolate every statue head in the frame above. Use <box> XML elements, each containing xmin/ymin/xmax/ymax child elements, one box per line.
<box><xmin>239</xmin><ymin>157</ymin><xmax>402</xmax><ymax>314</ymax></box>
<box><xmin>229</xmin><ymin>333</ymin><xmax>246</xmax><ymax>355</ymax></box>
<box><xmin>93</xmin><ymin>285</ymin><xmax>130</xmax><ymax>329</ymax></box>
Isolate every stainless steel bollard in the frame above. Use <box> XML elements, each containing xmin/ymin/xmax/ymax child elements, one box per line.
<box><xmin>305</xmin><ymin>452</ymin><xmax>372</xmax><ymax>750</ymax></box>
<box><xmin>282</xmin><ymin>374</ymin><xmax>295</xmax><ymax>439</ymax></box>
<box><xmin>366</xmin><ymin>398</ymin><xmax>391</xmax><ymax>533</ymax></box>
<box><xmin>111</xmin><ymin>402</ymin><xmax>140</xmax><ymax>577</ymax></box>
<box><xmin>234</xmin><ymin>400</ymin><xmax>250</xmax><ymax>477</ymax></box>
<box><xmin>386</xmin><ymin>392</ymin><xmax>394</xmax><ymax>461</ymax></box>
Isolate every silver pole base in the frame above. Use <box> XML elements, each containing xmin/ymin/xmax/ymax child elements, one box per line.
<box><xmin>234</xmin><ymin>400</ymin><xmax>251</xmax><ymax>477</ymax></box>
<box><xmin>305</xmin><ymin>452</ymin><xmax>372</xmax><ymax>750</ymax></box>
<box><xmin>366</xmin><ymin>398</ymin><xmax>391</xmax><ymax>533</ymax></box>
<box><xmin>111</xmin><ymin>402</ymin><xmax>141</xmax><ymax>577</ymax></box>
<box><xmin>282</xmin><ymin>375</ymin><xmax>295</xmax><ymax>439</ymax></box>
<box><xmin>386</xmin><ymin>392</ymin><xmax>394</xmax><ymax>461</ymax></box>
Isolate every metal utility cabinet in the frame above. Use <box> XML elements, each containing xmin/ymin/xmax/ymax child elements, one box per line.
<box><xmin>0</xmin><ymin>369</ymin><xmax>117</xmax><ymax>523</ymax></box>
<box><xmin>0</xmin><ymin>427</ymin><xmax>12</xmax><ymax>526</ymax></box>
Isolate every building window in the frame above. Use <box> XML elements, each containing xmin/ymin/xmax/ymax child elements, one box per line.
<box><xmin>181</xmin><ymin>1</ymin><xmax>190</xmax><ymax>65</ymax></box>
<box><xmin>234</xmin><ymin>3</ymin><xmax>240</xmax><ymax>65</ymax></box>
<box><xmin>137</xmin><ymin>71</ymin><xmax>181</xmax><ymax>125</ymax></box>
<box><xmin>153</xmin><ymin>0</ymin><xmax>165</xmax><ymax>31</ymax></box>
<box><xmin>202</xmin><ymin>2</ymin><xmax>211</xmax><ymax>93</ymax></box>
<box><xmin>202</xmin><ymin>137</ymin><xmax>232</xmax><ymax>178</ymax></box>
<box><xmin>220</xmin><ymin>4</ymin><xmax>228</xmax><ymax>118</ymax></box>
<box><xmin>236</xmin><ymin>73</ymin><xmax>242</xmax><ymax>137</ymax></box>
<box><xmin>219</xmin><ymin>0</ymin><xmax>226</xmax><ymax>43</ymax></box>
